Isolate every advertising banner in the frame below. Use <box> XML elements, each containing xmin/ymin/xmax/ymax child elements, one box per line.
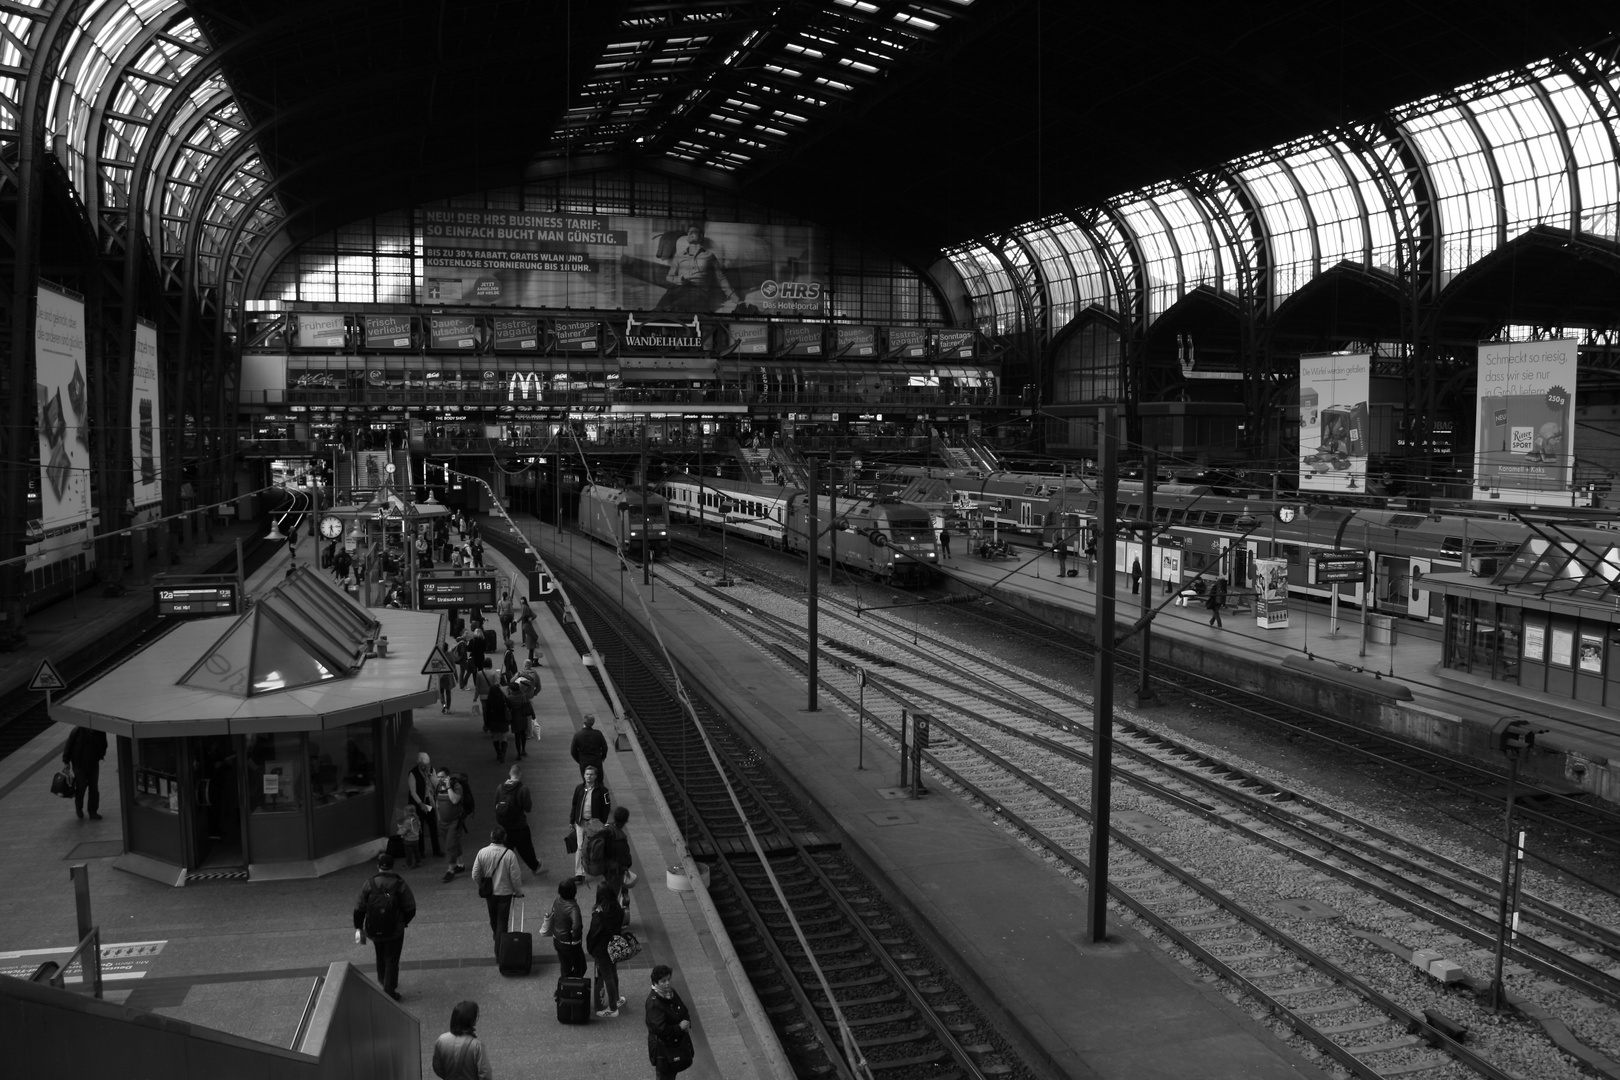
<box><xmin>1254</xmin><ymin>557</ymin><xmax>1289</xmax><ymax>629</ymax></box>
<box><xmin>1474</xmin><ymin>338</ymin><xmax>1578</xmax><ymax>504</ymax></box>
<box><xmin>935</xmin><ymin>329</ymin><xmax>977</xmax><ymax>359</ymax></box>
<box><xmin>491</xmin><ymin>317</ymin><xmax>539</xmax><ymax>351</ymax></box>
<box><xmin>1297</xmin><ymin>352</ymin><xmax>1370</xmax><ymax>493</ymax></box>
<box><xmin>719</xmin><ymin>323</ymin><xmax>770</xmax><ymax>355</ymax></box>
<box><xmin>132</xmin><ymin>319</ymin><xmax>162</xmax><ymax>509</ymax></box>
<box><xmin>551</xmin><ymin>319</ymin><xmax>600</xmax><ymax>351</ymax></box>
<box><xmin>35</xmin><ymin>284</ymin><xmax>91</xmax><ymax>533</ymax></box>
<box><xmin>614</xmin><ymin>313</ymin><xmax>703</xmax><ymax>353</ymax></box>
<box><xmin>421</xmin><ymin>205</ymin><xmax>828</xmax><ymax>316</ymax></box>
<box><xmin>429</xmin><ymin>316</ymin><xmax>478</xmax><ymax>350</ymax></box>
<box><xmin>363</xmin><ymin>315</ymin><xmax>412</xmax><ymax>349</ymax></box>
<box><xmin>835</xmin><ymin>326</ymin><xmax>877</xmax><ymax>358</ymax></box>
<box><xmin>296</xmin><ymin>314</ymin><xmax>347</xmax><ymax>348</ymax></box>
<box><xmin>779</xmin><ymin>324</ymin><xmax>825</xmax><ymax>357</ymax></box>
<box><xmin>889</xmin><ymin>327</ymin><xmax>927</xmax><ymax>359</ymax></box>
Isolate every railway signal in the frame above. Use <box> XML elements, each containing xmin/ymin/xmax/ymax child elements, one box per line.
<box><xmin>1489</xmin><ymin>716</ymin><xmax>1547</xmax><ymax>1012</ymax></box>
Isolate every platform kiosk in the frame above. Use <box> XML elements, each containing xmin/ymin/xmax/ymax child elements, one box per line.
<box><xmin>50</xmin><ymin>565</ymin><xmax>443</xmax><ymax>886</ymax></box>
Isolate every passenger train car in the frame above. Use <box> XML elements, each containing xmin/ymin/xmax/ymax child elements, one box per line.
<box><xmin>892</xmin><ymin>467</ymin><xmax>1618</xmax><ymax>624</ymax></box>
<box><xmin>578</xmin><ymin>482</ymin><xmax>670</xmax><ymax>559</ymax></box>
<box><xmin>664</xmin><ymin>474</ymin><xmax>939</xmax><ymax>584</ymax></box>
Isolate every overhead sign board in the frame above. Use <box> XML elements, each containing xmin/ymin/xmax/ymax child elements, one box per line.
<box><xmin>155</xmin><ymin>583</ymin><xmax>239</xmax><ymax>618</ymax></box>
<box><xmin>1311</xmin><ymin>550</ymin><xmax>1368</xmax><ymax>584</ymax></box>
<box><xmin>417</xmin><ymin>574</ymin><xmax>497</xmax><ymax>610</ymax></box>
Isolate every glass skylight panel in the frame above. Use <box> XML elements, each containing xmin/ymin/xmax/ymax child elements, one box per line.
<box><xmin>1542</xmin><ymin>73</ymin><xmax>1617</xmax><ymax>237</ymax></box>
<box><xmin>1467</xmin><ymin>83</ymin><xmax>1569</xmax><ymax>233</ymax></box>
<box><xmin>1402</xmin><ymin>106</ymin><xmax>1498</xmax><ymax>278</ymax></box>
<box><xmin>1334</xmin><ymin>132</ymin><xmax>1405</xmax><ymax>272</ymax></box>
<box><xmin>1238</xmin><ymin>158</ymin><xmax>1316</xmax><ymax>301</ymax></box>
<box><xmin>1016</xmin><ymin>226</ymin><xmax>1078</xmax><ymax>328</ymax></box>
<box><xmin>1047</xmin><ymin>217</ymin><xmax>1110</xmax><ymax>313</ymax></box>
<box><xmin>1284</xmin><ymin>142</ymin><xmax>1366</xmax><ymax>270</ymax></box>
<box><xmin>1153</xmin><ymin>185</ymin><xmax>1228</xmax><ymax>295</ymax></box>
<box><xmin>1114</xmin><ymin>196</ymin><xmax>1181</xmax><ymax>323</ymax></box>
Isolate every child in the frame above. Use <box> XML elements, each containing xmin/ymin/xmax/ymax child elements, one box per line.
<box><xmin>398</xmin><ymin>806</ymin><xmax>422</xmax><ymax>869</ymax></box>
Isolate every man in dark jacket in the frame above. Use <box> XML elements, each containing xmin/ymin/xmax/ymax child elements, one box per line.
<box><xmin>63</xmin><ymin>725</ymin><xmax>108</xmax><ymax>820</ymax></box>
<box><xmin>407</xmin><ymin>752</ymin><xmax>441</xmax><ymax>860</ymax></box>
<box><xmin>494</xmin><ymin>763</ymin><xmax>540</xmax><ymax>874</ymax></box>
<box><xmin>569</xmin><ymin>765</ymin><xmax>612</xmax><ymax>882</ymax></box>
<box><xmin>353</xmin><ymin>852</ymin><xmax>417</xmax><ymax>1000</ymax></box>
<box><xmin>570</xmin><ymin>712</ymin><xmax>609</xmax><ymax>780</ymax></box>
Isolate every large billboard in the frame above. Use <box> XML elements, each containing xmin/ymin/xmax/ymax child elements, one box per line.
<box><xmin>1298</xmin><ymin>352</ymin><xmax>1370</xmax><ymax>494</ymax></box>
<box><xmin>421</xmin><ymin>206</ymin><xmax>828</xmax><ymax>316</ymax></box>
<box><xmin>132</xmin><ymin>318</ymin><xmax>162</xmax><ymax>510</ymax></box>
<box><xmin>35</xmin><ymin>284</ymin><xmax>91</xmax><ymax>533</ymax></box>
<box><xmin>1474</xmin><ymin>339</ymin><xmax>1577</xmax><ymax>505</ymax></box>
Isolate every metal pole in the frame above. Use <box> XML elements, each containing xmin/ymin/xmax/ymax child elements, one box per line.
<box><xmin>1359</xmin><ymin>521</ymin><xmax>1370</xmax><ymax>658</ymax></box>
<box><xmin>641</xmin><ymin>424</ymin><xmax>651</xmax><ymax>586</ymax></box>
<box><xmin>1136</xmin><ymin>450</ymin><xmax>1156</xmax><ymax>705</ymax></box>
<box><xmin>1492</xmin><ymin>751</ymin><xmax>1521</xmax><ymax>1012</ymax></box>
<box><xmin>1088</xmin><ymin>407</ymin><xmax>1118</xmax><ymax>943</ymax></box>
<box><xmin>807</xmin><ymin>460</ymin><xmax>819</xmax><ymax>712</ymax></box>
<box><xmin>857</xmin><ymin>670</ymin><xmax>865</xmax><ymax>770</ymax></box>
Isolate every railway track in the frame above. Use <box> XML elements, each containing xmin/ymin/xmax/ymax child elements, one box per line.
<box><xmin>501</xmin><ymin>535</ymin><xmax>1034</xmax><ymax>1080</ymax></box>
<box><xmin>0</xmin><ymin>536</ymin><xmax>275</xmax><ymax>764</ymax></box>
<box><xmin>657</xmin><ymin>532</ymin><xmax>1620</xmax><ymax>1080</ymax></box>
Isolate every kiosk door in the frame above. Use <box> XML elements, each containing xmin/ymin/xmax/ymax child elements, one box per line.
<box><xmin>187</xmin><ymin>735</ymin><xmax>244</xmax><ymax>870</ymax></box>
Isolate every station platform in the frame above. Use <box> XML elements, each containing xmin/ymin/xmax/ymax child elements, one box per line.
<box><xmin>522</xmin><ymin>516</ymin><xmax>1330</xmax><ymax>1080</ymax></box>
<box><xmin>936</xmin><ymin>548</ymin><xmax>1620</xmax><ymax>804</ymax></box>
<box><xmin>0</xmin><ymin>520</ymin><xmax>782</xmax><ymax>1080</ymax></box>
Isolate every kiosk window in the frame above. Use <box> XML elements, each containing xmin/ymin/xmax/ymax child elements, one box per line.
<box><xmin>327</xmin><ymin>720</ymin><xmax>378</xmax><ymax>804</ymax></box>
<box><xmin>247</xmin><ymin>732</ymin><xmax>305</xmax><ymax>814</ymax></box>
<box><xmin>132</xmin><ymin>738</ymin><xmax>181</xmax><ymax>814</ymax></box>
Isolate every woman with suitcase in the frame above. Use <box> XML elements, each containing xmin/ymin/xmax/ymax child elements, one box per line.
<box><xmin>586</xmin><ymin>887</ymin><xmax>626</xmax><ymax>1017</ymax></box>
<box><xmin>547</xmin><ymin>879</ymin><xmax>588</xmax><ymax>1021</ymax></box>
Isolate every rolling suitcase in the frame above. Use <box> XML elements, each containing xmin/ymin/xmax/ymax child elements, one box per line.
<box><xmin>498</xmin><ymin>900</ymin><xmax>532</xmax><ymax>976</ymax></box>
<box><xmin>556</xmin><ymin>976</ymin><xmax>591</xmax><ymax>1024</ymax></box>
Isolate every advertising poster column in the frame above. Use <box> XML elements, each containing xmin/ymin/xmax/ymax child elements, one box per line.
<box><xmin>1474</xmin><ymin>339</ymin><xmax>1578</xmax><ymax>506</ymax></box>
<box><xmin>1298</xmin><ymin>352</ymin><xmax>1371</xmax><ymax>493</ymax></box>
<box><xmin>132</xmin><ymin>318</ymin><xmax>163</xmax><ymax>521</ymax></box>
<box><xmin>1254</xmin><ymin>557</ymin><xmax>1289</xmax><ymax>629</ymax></box>
<box><xmin>34</xmin><ymin>283</ymin><xmax>95</xmax><ymax>556</ymax></box>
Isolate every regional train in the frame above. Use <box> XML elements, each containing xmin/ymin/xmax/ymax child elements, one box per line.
<box><xmin>663</xmin><ymin>474</ymin><xmax>940</xmax><ymax>585</ymax></box>
<box><xmin>578</xmin><ymin>482</ymin><xmax>670</xmax><ymax>559</ymax></box>
<box><xmin>891</xmin><ymin>467</ymin><xmax>1619</xmax><ymax>624</ymax></box>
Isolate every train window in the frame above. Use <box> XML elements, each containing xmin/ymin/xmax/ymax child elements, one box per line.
<box><xmin>1124</xmin><ymin>505</ymin><xmax>1140</xmax><ymax>519</ymax></box>
<box><xmin>1217</xmin><ymin>513</ymin><xmax>1237</xmax><ymax>527</ymax></box>
<box><xmin>1440</xmin><ymin>536</ymin><xmax>1464</xmax><ymax>558</ymax></box>
<box><xmin>1085</xmin><ymin>500</ymin><xmax>1098</xmax><ymax>513</ymax></box>
<box><xmin>1168</xmin><ymin>509</ymin><xmax>1187</xmax><ymax>524</ymax></box>
<box><xmin>1276</xmin><ymin>544</ymin><xmax>1302</xmax><ymax>564</ymax></box>
<box><xmin>1153</xmin><ymin>508</ymin><xmax>1171</xmax><ymax>523</ymax></box>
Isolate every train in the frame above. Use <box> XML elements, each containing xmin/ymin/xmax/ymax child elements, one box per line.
<box><xmin>662</xmin><ymin>474</ymin><xmax>940</xmax><ymax>585</ymax></box>
<box><xmin>578</xmin><ymin>482</ymin><xmax>670</xmax><ymax>559</ymax></box>
<box><xmin>889</xmin><ymin>467</ymin><xmax>1618</xmax><ymax>624</ymax></box>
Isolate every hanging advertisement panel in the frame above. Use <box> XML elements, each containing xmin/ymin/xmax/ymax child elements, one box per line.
<box><xmin>421</xmin><ymin>206</ymin><xmax>828</xmax><ymax>316</ymax></box>
<box><xmin>132</xmin><ymin>319</ymin><xmax>162</xmax><ymax>510</ymax></box>
<box><xmin>1297</xmin><ymin>352</ymin><xmax>1371</xmax><ymax>493</ymax></box>
<box><xmin>35</xmin><ymin>284</ymin><xmax>91</xmax><ymax>533</ymax></box>
<box><xmin>296</xmin><ymin>314</ymin><xmax>347</xmax><ymax>348</ymax></box>
<box><xmin>1474</xmin><ymin>339</ymin><xmax>1578</xmax><ymax>505</ymax></box>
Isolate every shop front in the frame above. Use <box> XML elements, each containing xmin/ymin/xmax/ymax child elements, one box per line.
<box><xmin>54</xmin><ymin>566</ymin><xmax>441</xmax><ymax>885</ymax></box>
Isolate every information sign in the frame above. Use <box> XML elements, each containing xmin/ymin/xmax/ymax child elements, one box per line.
<box><xmin>155</xmin><ymin>582</ymin><xmax>239</xmax><ymax>617</ymax></box>
<box><xmin>418</xmin><ymin>574</ymin><xmax>497</xmax><ymax>610</ymax></box>
<box><xmin>1312</xmin><ymin>550</ymin><xmax>1368</xmax><ymax>584</ymax></box>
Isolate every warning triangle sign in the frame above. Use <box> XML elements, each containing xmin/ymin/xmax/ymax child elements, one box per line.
<box><xmin>30</xmin><ymin>658</ymin><xmax>67</xmax><ymax>692</ymax></box>
<box><xmin>421</xmin><ymin>645</ymin><xmax>455</xmax><ymax>677</ymax></box>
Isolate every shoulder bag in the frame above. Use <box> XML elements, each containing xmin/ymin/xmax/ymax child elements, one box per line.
<box><xmin>477</xmin><ymin>849</ymin><xmax>510</xmax><ymax>899</ymax></box>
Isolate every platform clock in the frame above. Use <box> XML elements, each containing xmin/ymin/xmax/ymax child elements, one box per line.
<box><xmin>320</xmin><ymin>515</ymin><xmax>345</xmax><ymax>539</ymax></box>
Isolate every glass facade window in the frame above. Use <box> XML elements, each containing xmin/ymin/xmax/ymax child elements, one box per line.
<box><xmin>246</xmin><ymin>731</ymin><xmax>306</xmax><ymax>815</ymax></box>
<box><xmin>132</xmin><ymin>736</ymin><xmax>181</xmax><ymax>814</ymax></box>
<box><xmin>1112</xmin><ymin>196</ymin><xmax>1180</xmax><ymax>323</ymax></box>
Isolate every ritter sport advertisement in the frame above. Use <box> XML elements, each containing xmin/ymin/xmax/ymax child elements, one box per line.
<box><xmin>420</xmin><ymin>206</ymin><xmax>829</xmax><ymax>316</ymax></box>
<box><xmin>1474</xmin><ymin>338</ymin><xmax>1578</xmax><ymax>505</ymax></box>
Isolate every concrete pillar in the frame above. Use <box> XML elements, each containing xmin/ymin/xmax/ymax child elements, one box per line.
<box><xmin>130</xmin><ymin>528</ymin><xmax>147</xmax><ymax>583</ymax></box>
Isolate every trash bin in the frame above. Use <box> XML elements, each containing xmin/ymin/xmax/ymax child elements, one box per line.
<box><xmin>1368</xmin><ymin>614</ymin><xmax>1396</xmax><ymax>644</ymax></box>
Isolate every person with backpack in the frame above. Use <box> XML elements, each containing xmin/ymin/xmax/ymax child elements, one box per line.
<box><xmin>569</xmin><ymin>765</ymin><xmax>611</xmax><ymax>883</ymax></box>
<box><xmin>483</xmin><ymin>665</ymin><xmax>510</xmax><ymax>763</ymax></box>
<box><xmin>494</xmin><ymin>764</ymin><xmax>540</xmax><ymax>874</ymax></box>
<box><xmin>431</xmin><ymin>1000</ymin><xmax>494</xmax><ymax>1080</ymax></box>
<box><xmin>453</xmin><ymin>635</ymin><xmax>473</xmax><ymax>691</ymax></box>
<box><xmin>496</xmin><ymin>589</ymin><xmax>515</xmax><ymax>646</ymax></box>
<box><xmin>508</xmin><ymin>674</ymin><xmax>537</xmax><ymax>760</ymax></box>
<box><xmin>603</xmin><ymin>805</ymin><xmax>636</xmax><ymax>927</ymax></box>
<box><xmin>435</xmin><ymin>767</ymin><xmax>469</xmax><ymax>883</ymax></box>
<box><xmin>546</xmin><ymin>878</ymin><xmax>586</xmax><ymax>997</ymax></box>
<box><xmin>353</xmin><ymin>851</ymin><xmax>417</xmax><ymax>1001</ymax></box>
<box><xmin>470</xmin><ymin>826</ymin><xmax>524</xmax><ymax>959</ymax></box>
<box><xmin>586</xmin><ymin>886</ymin><xmax>626</xmax><ymax>1018</ymax></box>
<box><xmin>518</xmin><ymin>599</ymin><xmax>540</xmax><ymax>666</ymax></box>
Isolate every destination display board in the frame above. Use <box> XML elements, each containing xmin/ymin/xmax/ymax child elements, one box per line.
<box><xmin>418</xmin><ymin>574</ymin><xmax>497</xmax><ymax>610</ymax></box>
<box><xmin>1311</xmin><ymin>550</ymin><xmax>1368</xmax><ymax>584</ymax></box>
<box><xmin>154</xmin><ymin>583</ymin><xmax>239</xmax><ymax>617</ymax></box>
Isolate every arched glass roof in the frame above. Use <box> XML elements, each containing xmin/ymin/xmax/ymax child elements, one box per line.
<box><xmin>959</xmin><ymin>50</ymin><xmax>1620</xmax><ymax>339</ymax></box>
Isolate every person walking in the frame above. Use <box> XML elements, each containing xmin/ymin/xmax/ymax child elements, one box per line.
<box><xmin>470</xmin><ymin>826</ymin><xmax>524</xmax><ymax>958</ymax></box>
<box><xmin>62</xmin><ymin>725</ymin><xmax>108</xmax><ymax>820</ymax></box>
<box><xmin>509</xmin><ymin>675</ymin><xmax>537</xmax><ymax>760</ymax></box>
<box><xmin>604</xmin><ymin>805</ymin><xmax>636</xmax><ymax>926</ymax></box>
<box><xmin>547</xmin><ymin>879</ymin><xmax>586</xmax><ymax>995</ymax></box>
<box><xmin>1207</xmin><ymin>578</ymin><xmax>1227</xmax><ymax>629</ymax></box>
<box><xmin>1130</xmin><ymin>556</ymin><xmax>1143</xmax><ymax>594</ymax></box>
<box><xmin>435</xmin><ymin>767</ymin><xmax>468</xmax><ymax>882</ymax></box>
<box><xmin>570</xmin><ymin>713</ymin><xmax>609</xmax><ymax>781</ymax></box>
<box><xmin>483</xmin><ymin>663</ymin><xmax>511</xmax><ymax>763</ymax></box>
<box><xmin>645</xmin><ymin>965</ymin><xmax>695</xmax><ymax>1079</ymax></box>
<box><xmin>409</xmin><ymin>752</ymin><xmax>442</xmax><ymax>863</ymax></box>
<box><xmin>438</xmin><ymin>661</ymin><xmax>455</xmax><ymax>714</ymax></box>
<box><xmin>502</xmin><ymin>641</ymin><xmax>519</xmax><ymax>684</ymax></box>
<box><xmin>569</xmin><ymin>765</ymin><xmax>612</xmax><ymax>882</ymax></box>
<box><xmin>453</xmin><ymin>635</ymin><xmax>473</xmax><ymax>691</ymax></box>
<box><xmin>432</xmin><ymin>1000</ymin><xmax>494</xmax><ymax>1080</ymax></box>
<box><xmin>586</xmin><ymin>886</ymin><xmax>626</xmax><ymax>1017</ymax></box>
<box><xmin>939</xmin><ymin>526</ymin><xmax>952</xmax><ymax>560</ymax></box>
<box><xmin>518</xmin><ymin>599</ymin><xmax>540</xmax><ymax>666</ymax></box>
<box><xmin>353</xmin><ymin>851</ymin><xmax>416</xmax><ymax>1001</ymax></box>
<box><xmin>494</xmin><ymin>764</ymin><xmax>540</xmax><ymax>874</ymax></box>
<box><xmin>496</xmin><ymin>589</ymin><xmax>515</xmax><ymax>647</ymax></box>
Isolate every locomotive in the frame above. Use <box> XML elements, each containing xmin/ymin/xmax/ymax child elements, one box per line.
<box><xmin>663</xmin><ymin>474</ymin><xmax>940</xmax><ymax>585</ymax></box>
<box><xmin>578</xmin><ymin>482</ymin><xmax>670</xmax><ymax>559</ymax></box>
<box><xmin>891</xmin><ymin>467</ymin><xmax>1618</xmax><ymax>624</ymax></box>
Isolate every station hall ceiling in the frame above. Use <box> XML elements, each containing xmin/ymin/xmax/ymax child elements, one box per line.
<box><xmin>185</xmin><ymin>0</ymin><xmax>1619</xmax><ymax>261</ymax></box>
